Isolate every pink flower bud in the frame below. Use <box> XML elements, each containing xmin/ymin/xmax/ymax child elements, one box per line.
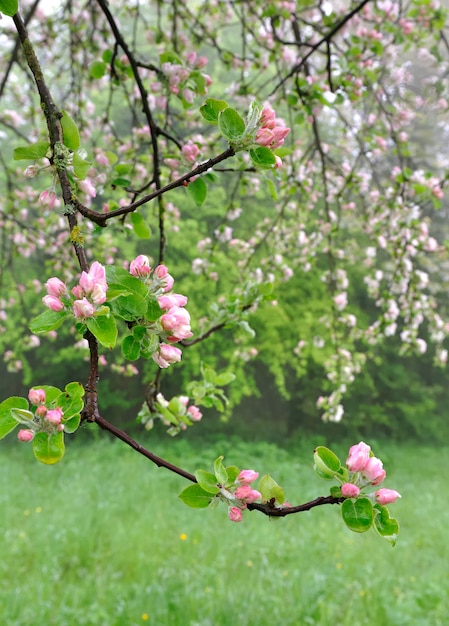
<box><xmin>71</xmin><ymin>285</ymin><xmax>84</xmax><ymax>299</ymax></box>
<box><xmin>237</xmin><ymin>469</ymin><xmax>259</xmax><ymax>484</ymax></box>
<box><xmin>187</xmin><ymin>405</ymin><xmax>202</xmax><ymax>421</ymax></box>
<box><xmin>260</xmin><ymin>105</ymin><xmax>277</xmax><ymax>129</ymax></box>
<box><xmin>78</xmin><ymin>178</ymin><xmax>96</xmax><ymax>198</ymax></box>
<box><xmin>90</xmin><ymin>283</ymin><xmax>107</xmax><ymax>305</ymax></box>
<box><xmin>361</xmin><ymin>457</ymin><xmax>386</xmax><ymax>485</ymax></box>
<box><xmin>79</xmin><ymin>261</ymin><xmax>107</xmax><ymax>293</ymax></box>
<box><xmin>28</xmin><ymin>388</ymin><xmax>46</xmax><ymax>405</ymax></box>
<box><xmin>182</xmin><ymin>142</ymin><xmax>200</xmax><ymax>163</ymax></box>
<box><xmin>36</xmin><ymin>405</ymin><xmax>47</xmax><ymax>417</ymax></box>
<box><xmin>152</xmin><ymin>343</ymin><xmax>182</xmax><ymax>368</ymax></box>
<box><xmin>341</xmin><ymin>483</ymin><xmax>361</xmax><ymax>498</ymax></box>
<box><xmin>46</xmin><ymin>277</ymin><xmax>68</xmax><ymax>298</ymax></box>
<box><xmin>346</xmin><ymin>441</ymin><xmax>371</xmax><ymax>472</ymax></box>
<box><xmin>42</xmin><ymin>295</ymin><xmax>64</xmax><ymax>312</ymax></box>
<box><xmin>73</xmin><ymin>298</ymin><xmax>95</xmax><ymax>319</ymax></box>
<box><xmin>24</xmin><ymin>165</ymin><xmax>38</xmax><ymax>178</ymax></box>
<box><xmin>228</xmin><ymin>507</ymin><xmax>243</xmax><ymax>522</ymax></box>
<box><xmin>270</xmin><ymin>126</ymin><xmax>290</xmax><ymax>148</ymax></box>
<box><xmin>255</xmin><ymin>127</ymin><xmax>274</xmax><ymax>147</ymax></box>
<box><xmin>130</xmin><ymin>255</ymin><xmax>151</xmax><ymax>278</ymax></box>
<box><xmin>375</xmin><ymin>488</ymin><xmax>401</xmax><ymax>505</ymax></box>
<box><xmin>158</xmin><ymin>293</ymin><xmax>188</xmax><ymax>309</ymax></box>
<box><xmin>45</xmin><ymin>407</ymin><xmax>64</xmax><ymax>425</ymax></box>
<box><xmin>160</xmin><ymin>306</ymin><xmax>193</xmax><ymax>340</ymax></box>
<box><xmin>195</xmin><ymin>56</ymin><xmax>209</xmax><ymax>69</ymax></box>
<box><xmin>39</xmin><ymin>189</ymin><xmax>57</xmax><ymax>210</ymax></box>
<box><xmin>17</xmin><ymin>429</ymin><xmax>34</xmax><ymax>442</ymax></box>
<box><xmin>234</xmin><ymin>485</ymin><xmax>261</xmax><ymax>503</ymax></box>
<box><xmin>154</xmin><ymin>265</ymin><xmax>174</xmax><ymax>292</ymax></box>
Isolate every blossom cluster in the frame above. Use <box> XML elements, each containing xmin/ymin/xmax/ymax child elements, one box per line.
<box><xmin>42</xmin><ymin>261</ymin><xmax>108</xmax><ymax>319</ymax></box>
<box><xmin>141</xmin><ymin>392</ymin><xmax>203</xmax><ymax>435</ymax></box>
<box><xmin>255</xmin><ymin>104</ymin><xmax>290</xmax><ymax>151</ymax></box>
<box><xmin>17</xmin><ymin>388</ymin><xmax>64</xmax><ymax>442</ymax></box>
<box><xmin>341</xmin><ymin>441</ymin><xmax>401</xmax><ymax>505</ymax></box>
<box><xmin>129</xmin><ymin>255</ymin><xmax>192</xmax><ymax>368</ymax></box>
<box><xmin>225</xmin><ymin>469</ymin><xmax>262</xmax><ymax>522</ymax></box>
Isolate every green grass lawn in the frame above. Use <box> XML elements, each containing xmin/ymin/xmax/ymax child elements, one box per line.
<box><xmin>1</xmin><ymin>434</ymin><xmax>448</xmax><ymax>625</ymax></box>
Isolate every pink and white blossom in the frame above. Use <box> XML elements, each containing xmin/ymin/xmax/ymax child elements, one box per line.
<box><xmin>341</xmin><ymin>483</ymin><xmax>361</xmax><ymax>498</ymax></box>
<box><xmin>375</xmin><ymin>488</ymin><xmax>401</xmax><ymax>505</ymax></box>
<box><xmin>228</xmin><ymin>506</ymin><xmax>243</xmax><ymax>522</ymax></box>
<box><xmin>130</xmin><ymin>255</ymin><xmax>151</xmax><ymax>278</ymax></box>
<box><xmin>346</xmin><ymin>441</ymin><xmax>371</xmax><ymax>472</ymax></box>
<box><xmin>237</xmin><ymin>469</ymin><xmax>259</xmax><ymax>484</ymax></box>
<box><xmin>73</xmin><ymin>298</ymin><xmax>95</xmax><ymax>319</ymax></box>
<box><xmin>152</xmin><ymin>343</ymin><xmax>182</xmax><ymax>368</ymax></box>
<box><xmin>17</xmin><ymin>429</ymin><xmax>34</xmax><ymax>442</ymax></box>
<box><xmin>28</xmin><ymin>388</ymin><xmax>46</xmax><ymax>405</ymax></box>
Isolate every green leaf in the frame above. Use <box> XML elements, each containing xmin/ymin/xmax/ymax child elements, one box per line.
<box><xmin>0</xmin><ymin>0</ymin><xmax>18</xmax><ymax>16</ymax></box>
<box><xmin>146</xmin><ymin>299</ymin><xmax>163</xmax><ymax>322</ymax></box>
<box><xmin>179</xmin><ymin>483</ymin><xmax>214</xmax><ymax>508</ymax></box>
<box><xmin>32</xmin><ymin>431</ymin><xmax>65</xmax><ymax>465</ymax></box>
<box><xmin>104</xmin><ymin>151</ymin><xmax>118</xmax><ymax>165</ymax></box>
<box><xmin>89</xmin><ymin>60</ymin><xmax>106</xmax><ymax>79</ymax></box>
<box><xmin>199</xmin><ymin>98</ymin><xmax>228</xmax><ymax>123</ymax></box>
<box><xmin>266</xmin><ymin>178</ymin><xmax>278</xmax><ymax>200</ymax></box>
<box><xmin>57</xmin><ymin>382</ymin><xmax>85</xmax><ymax>420</ymax></box>
<box><xmin>341</xmin><ymin>497</ymin><xmax>374</xmax><ymax>533</ymax></box>
<box><xmin>313</xmin><ymin>446</ymin><xmax>342</xmax><ymax>479</ymax></box>
<box><xmin>63</xmin><ymin>414</ymin><xmax>81</xmax><ymax>434</ymax></box>
<box><xmin>249</xmin><ymin>147</ymin><xmax>276</xmax><ymax>169</ymax></box>
<box><xmin>214</xmin><ymin>372</ymin><xmax>236</xmax><ymax>386</ymax></box>
<box><xmin>106</xmin><ymin>266</ymin><xmax>148</xmax><ymax>297</ymax></box>
<box><xmin>14</xmin><ymin>141</ymin><xmax>50</xmax><ymax>161</ymax></box>
<box><xmin>130</xmin><ymin>212</ymin><xmax>151</xmax><ymax>239</ymax></box>
<box><xmin>195</xmin><ymin>470</ymin><xmax>219</xmax><ymax>494</ymax></box>
<box><xmin>0</xmin><ymin>396</ymin><xmax>28</xmax><ymax>439</ymax></box>
<box><xmin>132</xmin><ymin>325</ymin><xmax>147</xmax><ymax>340</ymax></box>
<box><xmin>238</xmin><ymin>320</ymin><xmax>255</xmax><ymax>337</ymax></box>
<box><xmin>73</xmin><ymin>151</ymin><xmax>91</xmax><ymax>180</ymax></box>
<box><xmin>122</xmin><ymin>334</ymin><xmax>142</xmax><ymax>361</ymax></box>
<box><xmin>61</xmin><ymin>110</ymin><xmax>81</xmax><ymax>151</ymax></box>
<box><xmin>187</xmin><ymin>177</ymin><xmax>207</xmax><ymax>207</ymax></box>
<box><xmin>218</xmin><ymin>107</ymin><xmax>245</xmax><ymax>142</ymax></box>
<box><xmin>86</xmin><ymin>314</ymin><xmax>117</xmax><ymax>349</ymax></box>
<box><xmin>29</xmin><ymin>309</ymin><xmax>69</xmax><ymax>334</ymax></box>
<box><xmin>111</xmin><ymin>293</ymin><xmax>148</xmax><ymax>320</ymax></box>
<box><xmin>214</xmin><ymin>456</ymin><xmax>228</xmax><ymax>485</ymax></box>
<box><xmin>374</xmin><ymin>504</ymin><xmax>399</xmax><ymax>546</ymax></box>
<box><xmin>111</xmin><ymin>177</ymin><xmax>130</xmax><ymax>187</ymax></box>
<box><xmin>258</xmin><ymin>474</ymin><xmax>285</xmax><ymax>504</ymax></box>
<box><xmin>160</xmin><ymin>51</ymin><xmax>182</xmax><ymax>65</ymax></box>
<box><xmin>114</xmin><ymin>163</ymin><xmax>132</xmax><ymax>175</ymax></box>
<box><xmin>10</xmin><ymin>408</ymin><xmax>35</xmax><ymax>425</ymax></box>
<box><xmin>226</xmin><ymin>465</ymin><xmax>240</xmax><ymax>484</ymax></box>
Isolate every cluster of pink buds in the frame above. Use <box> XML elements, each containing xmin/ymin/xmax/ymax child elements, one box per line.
<box><xmin>129</xmin><ymin>256</ymin><xmax>192</xmax><ymax>368</ymax></box>
<box><xmin>255</xmin><ymin>104</ymin><xmax>290</xmax><ymax>151</ymax></box>
<box><xmin>17</xmin><ymin>388</ymin><xmax>65</xmax><ymax>442</ymax></box>
<box><xmin>38</xmin><ymin>189</ymin><xmax>59</xmax><ymax>210</ymax></box>
<box><xmin>181</xmin><ymin>141</ymin><xmax>201</xmax><ymax>163</ymax></box>
<box><xmin>342</xmin><ymin>441</ymin><xmax>401</xmax><ymax>505</ymax></box>
<box><xmin>227</xmin><ymin>469</ymin><xmax>261</xmax><ymax>522</ymax></box>
<box><xmin>42</xmin><ymin>261</ymin><xmax>108</xmax><ymax>320</ymax></box>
